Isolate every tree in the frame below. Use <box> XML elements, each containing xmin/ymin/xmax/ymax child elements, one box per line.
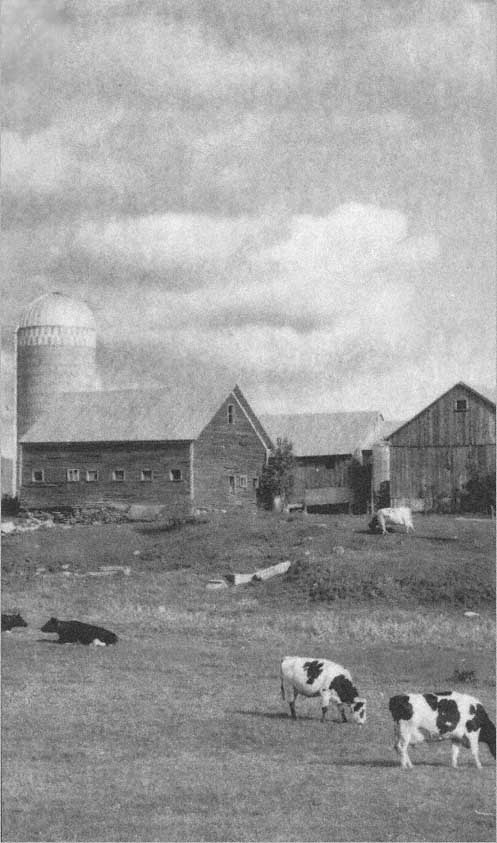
<box><xmin>257</xmin><ymin>438</ymin><xmax>295</xmax><ymax>510</ymax></box>
<box><xmin>461</xmin><ymin>470</ymin><xmax>496</xmax><ymax>513</ymax></box>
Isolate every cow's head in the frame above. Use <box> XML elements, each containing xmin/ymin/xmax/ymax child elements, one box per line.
<box><xmin>3</xmin><ymin>612</ymin><xmax>28</xmax><ymax>629</ymax></box>
<box><xmin>12</xmin><ymin>613</ymin><xmax>28</xmax><ymax>628</ymax></box>
<box><xmin>40</xmin><ymin>617</ymin><xmax>58</xmax><ymax>633</ymax></box>
<box><xmin>351</xmin><ymin>698</ymin><xmax>367</xmax><ymax>726</ymax></box>
<box><xmin>368</xmin><ymin>517</ymin><xmax>381</xmax><ymax>534</ymax></box>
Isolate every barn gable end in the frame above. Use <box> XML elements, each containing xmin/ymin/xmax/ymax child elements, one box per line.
<box><xmin>387</xmin><ymin>382</ymin><xmax>496</xmax><ymax>512</ymax></box>
<box><xmin>193</xmin><ymin>387</ymin><xmax>272</xmax><ymax>511</ymax></box>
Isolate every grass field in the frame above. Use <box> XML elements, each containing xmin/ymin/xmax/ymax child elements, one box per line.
<box><xmin>1</xmin><ymin>510</ymin><xmax>495</xmax><ymax>842</ymax></box>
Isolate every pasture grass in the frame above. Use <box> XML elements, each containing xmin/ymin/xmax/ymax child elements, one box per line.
<box><xmin>1</xmin><ymin>510</ymin><xmax>495</xmax><ymax>841</ymax></box>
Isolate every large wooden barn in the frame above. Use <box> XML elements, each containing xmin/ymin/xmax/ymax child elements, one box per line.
<box><xmin>19</xmin><ymin>384</ymin><xmax>272</xmax><ymax>514</ymax></box>
<box><xmin>260</xmin><ymin>411</ymin><xmax>386</xmax><ymax>513</ymax></box>
<box><xmin>387</xmin><ymin>382</ymin><xmax>496</xmax><ymax>512</ymax></box>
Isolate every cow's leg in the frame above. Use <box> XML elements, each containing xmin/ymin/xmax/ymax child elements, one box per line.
<box><xmin>378</xmin><ymin>514</ymin><xmax>387</xmax><ymax>535</ymax></box>
<box><xmin>451</xmin><ymin>742</ymin><xmax>461</xmax><ymax>769</ymax></box>
<box><xmin>287</xmin><ymin>688</ymin><xmax>298</xmax><ymax>720</ymax></box>
<box><xmin>282</xmin><ymin>679</ymin><xmax>297</xmax><ymax>719</ymax></box>
<box><xmin>394</xmin><ymin>724</ymin><xmax>413</xmax><ymax>769</ymax></box>
<box><xmin>337</xmin><ymin>702</ymin><xmax>348</xmax><ymax>722</ymax></box>
<box><xmin>466</xmin><ymin>732</ymin><xmax>482</xmax><ymax>770</ymax></box>
<box><xmin>398</xmin><ymin>739</ymin><xmax>413</xmax><ymax>770</ymax></box>
<box><xmin>320</xmin><ymin>689</ymin><xmax>331</xmax><ymax>722</ymax></box>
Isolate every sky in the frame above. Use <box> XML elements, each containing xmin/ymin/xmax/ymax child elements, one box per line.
<box><xmin>2</xmin><ymin>0</ymin><xmax>495</xmax><ymax>457</ymax></box>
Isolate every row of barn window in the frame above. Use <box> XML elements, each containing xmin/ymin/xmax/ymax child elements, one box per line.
<box><xmin>30</xmin><ymin>469</ymin><xmax>257</xmax><ymax>490</ymax></box>
<box><xmin>31</xmin><ymin>468</ymin><xmax>183</xmax><ymax>484</ymax></box>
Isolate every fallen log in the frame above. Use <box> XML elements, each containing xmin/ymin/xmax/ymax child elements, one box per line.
<box><xmin>224</xmin><ymin>560</ymin><xmax>291</xmax><ymax>586</ymax></box>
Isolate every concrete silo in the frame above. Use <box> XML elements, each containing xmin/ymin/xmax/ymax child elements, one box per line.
<box><xmin>16</xmin><ymin>292</ymin><xmax>97</xmax><ymax>439</ymax></box>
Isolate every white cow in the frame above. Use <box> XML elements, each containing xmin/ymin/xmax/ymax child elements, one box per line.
<box><xmin>370</xmin><ymin>507</ymin><xmax>414</xmax><ymax>535</ymax></box>
<box><xmin>389</xmin><ymin>691</ymin><xmax>496</xmax><ymax>770</ymax></box>
<box><xmin>280</xmin><ymin>656</ymin><xmax>367</xmax><ymax>724</ymax></box>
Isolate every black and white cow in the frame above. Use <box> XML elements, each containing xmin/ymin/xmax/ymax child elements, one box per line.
<box><xmin>280</xmin><ymin>656</ymin><xmax>367</xmax><ymax>724</ymax></box>
<box><xmin>389</xmin><ymin>691</ymin><xmax>496</xmax><ymax>769</ymax></box>
<box><xmin>369</xmin><ymin>507</ymin><xmax>414</xmax><ymax>535</ymax></box>
<box><xmin>40</xmin><ymin>617</ymin><xmax>117</xmax><ymax>646</ymax></box>
<box><xmin>2</xmin><ymin>612</ymin><xmax>28</xmax><ymax>632</ymax></box>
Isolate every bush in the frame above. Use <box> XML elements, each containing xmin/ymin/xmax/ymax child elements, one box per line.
<box><xmin>257</xmin><ymin>438</ymin><xmax>295</xmax><ymax>510</ymax></box>
<box><xmin>461</xmin><ymin>471</ymin><xmax>496</xmax><ymax>513</ymax></box>
<box><xmin>1</xmin><ymin>496</ymin><xmax>19</xmax><ymax>517</ymax></box>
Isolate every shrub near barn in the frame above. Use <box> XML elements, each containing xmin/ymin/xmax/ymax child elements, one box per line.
<box><xmin>257</xmin><ymin>438</ymin><xmax>295</xmax><ymax>510</ymax></box>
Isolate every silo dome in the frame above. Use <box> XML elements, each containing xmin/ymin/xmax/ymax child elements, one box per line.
<box><xmin>18</xmin><ymin>292</ymin><xmax>96</xmax><ymax>331</ymax></box>
<box><xmin>16</xmin><ymin>291</ymin><xmax>98</xmax><ymax>438</ymax></box>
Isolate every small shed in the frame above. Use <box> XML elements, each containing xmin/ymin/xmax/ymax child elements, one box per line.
<box><xmin>387</xmin><ymin>382</ymin><xmax>496</xmax><ymax>513</ymax></box>
<box><xmin>260</xmin><ymin>411</ymin><xmax>386</xmax><ymax>513</ymax></box>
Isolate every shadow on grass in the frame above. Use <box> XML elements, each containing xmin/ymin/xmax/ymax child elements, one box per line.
<box><xmin>354</xmin><ymin>529</ymin><xmax>395</xmax><ymax>535</ymax></box>
<box><xmin>322</xmin><ymin>759</ymin><xmax>399</xmax><ymax>768</ymax></box>
<box><xmin>234</xmin><ymin>709</ymin><xmax>318</xmax><ymax>722</ymax></box>
<box><xmin>234</xmin><ymin>709</ymin><xmax>349</xmax><ymax>723</ymax></box>
<box><xmin>354</xmin><ymin>529</ymin><xmax>459</xmax><ymax>543</ymax></box>
<box><xmin>415</xmin><ymin>536</ymin><xmax>459</xmax><ymax>543</ymax></box>
<box><xmin>313</xmin><ymin>759</ymin><xmax>468</xmax><ymax>768</ymax></box>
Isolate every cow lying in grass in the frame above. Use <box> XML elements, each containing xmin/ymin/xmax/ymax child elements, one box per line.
<box><xmin>2</xmin><ymin>612</ymin><xmax>28</xmax><ymax>632</ymax></box>
<box><xmin>389</xmin><ymin>691</ymin><xmax>496</xmax><ymax>769</ymax></box>
<box><xmin>40</xmin><ymin>617</ymin><xmax>117</xmax><ymax>646</ymax></box>
<box><xmin>280</xmin><ymin>656</ymin><xmax>367</xmax><ymax>724</ymax></box>
<box><xmin>369</xmin><ymin>507</ymin><xmax>414</xmax><ymax>535</ymax></box>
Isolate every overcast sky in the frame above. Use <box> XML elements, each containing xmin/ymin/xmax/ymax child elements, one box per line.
<box><xmin>2</xmin><ymin>0</ymin><xmax>495</xmax><ymax>456</ymax></box>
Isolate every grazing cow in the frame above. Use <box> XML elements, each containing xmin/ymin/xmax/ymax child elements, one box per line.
<box><xmin>280</xmin><ymin>656</ymin><xmax>367</xmax><ymax>724</ymax></box>
<box><xmin>369</xmin><ymin>507</ymin><xmax>414</xmax><ymax>535</ymax></box>
<box><xmin>389</xmin><ymin>691</ymin><xmax>496</xmax><ymax>770</ymax></box>
<box><xmin>40</xmin><ymin>617</ymin><xmax>117</xmax><ymax>646</ymax></box>
<box><xmin>2</xmin><ymin>612</ymin><xmax>28</xmax><ymax>632</ymax></box>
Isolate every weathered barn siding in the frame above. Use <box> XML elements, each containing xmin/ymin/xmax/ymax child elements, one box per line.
<box><xmin>20</xmin><ymin>441</ymin><xmax>191</xmax><ymax>513</ymax></box>
<box><xmin>17</xmin><ymin>385</ymin><xmax>271</xmax><ymax>513</ymax></box>
<box><xmin>194</xmin><ymin>396</ymin><xmax>268</xmax><ymax>509</ymax></box>
<box><xmin>388</xmin><ymin>383</ymin><xmax>495</xmax><ymax>512</ymax></box>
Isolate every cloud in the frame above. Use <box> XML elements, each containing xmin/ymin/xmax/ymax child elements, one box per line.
<box><xmin>71</xmin><ymin>205</ymin><xmax>442</xmax><ymax>405</ymax></box>
<box><xmin>76</xmin><ymin>213</ymin><xmax>275</xmax><ymax>272</ymax></box>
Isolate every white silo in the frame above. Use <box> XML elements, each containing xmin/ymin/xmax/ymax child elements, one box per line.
<box><xmin>16</xmin><ymin>292</ymin><xmax>97</xmax><ymax>439</ymax></box>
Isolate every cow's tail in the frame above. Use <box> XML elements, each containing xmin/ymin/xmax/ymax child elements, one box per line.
<box><xmin>479</xmin><ymin>709</ymin><xmax>496</xmax><ymax>758</ymax></box>
<box><xmin>280</xmin><ymin>661</ymin><xmax>286</xmax><ymax>700</ymax></box>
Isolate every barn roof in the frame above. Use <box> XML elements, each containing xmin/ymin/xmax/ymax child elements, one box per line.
<box><xmin>20</xmin><ymin>384</ymin><xmax>272</xmax><ymax>447</ymax></box>
<box><xmin>259</xmin><ymin>411</ymin><xmax>385</xmax><ymax>457</ymax></box>
<box><xmin>386</xmin><ymin>381</ymin><xmax>496</xmax><ymax>441</ymax></box>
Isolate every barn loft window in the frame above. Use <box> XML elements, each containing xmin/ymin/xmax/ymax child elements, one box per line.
<box><xmin>227</xmin><ymin>404</ymin><xmax>234</xmax><ymax>424</ymax></box>
<box><xmin>238</xmin><ymin>475</ymin><xmax>248</xmax><ymax>489</ymax></box>
<box><xmin>66</xmin><ymin>469</ymin><xmax>80</xmax><ymax>482</ymax></box>
<box><xmin>32</xmin><ymin>469</ymin><xmax>44</xmax><ymax>483</ymax></box>
<box><xmin>141</xmin><ymin>469</ymin><xmax>152</xmax><ymax>481</ymax></box>
<box><xmin>170</xmin><ymin>469</ymin><xmax>182</xmax><ymax>482</ymax></box>
<box><xmin>86</xmin><ymin>470</ymin><xmax>98</xmax><ymax>482</ymax></box>
<box><xmin>112</xmin><ymin>469</ymin><xmax>125</xmax><ymax>482</ymax></box>
<box><xmin>454</xmin><ymin>399</ymin><xmax>468</xmax><ymax>412</ymax></box>
<box><xmin>228</xmin><ymin>475</ymin><xmax>236</xmax><ymax>494</ymax></box>
<box><xmin>252</xmin><ymin>477</ymin><xmax>259</xmax><ymax>489</ymax></box>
